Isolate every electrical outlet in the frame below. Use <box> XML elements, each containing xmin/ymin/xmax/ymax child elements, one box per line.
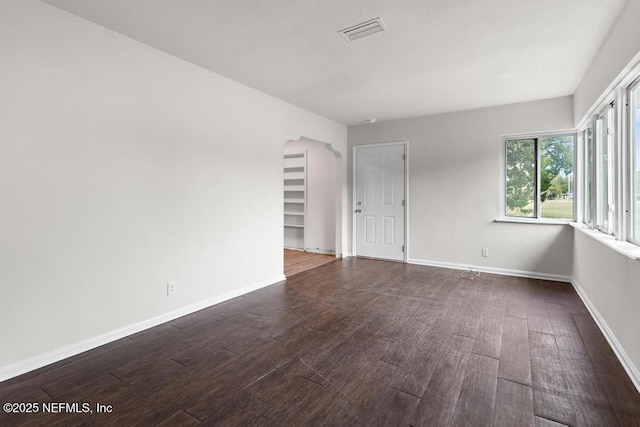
<box><xmin>167</xmin><ymin>281</ymin><xmax>176</xmax><ymax>296</ymax></box>
<box><xmin>482</xmin><ymin>248</ymin><xmax>489</xmax><ymax>257</ymax></box>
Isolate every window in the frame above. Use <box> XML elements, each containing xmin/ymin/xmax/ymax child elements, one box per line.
<box><xmin>595</xmin><ymin>105</ymin><xmax>615</xmax><ymax>233</ymax></box>
<box><xmin>504</xmin><ymin>133</ymin><xmax>575</xmax><ymax>220</ymax></box>
<box><xmin>505</xmin><ymin>139</ymin><xmax>535</xmax><ymax>218</ymax></box>
<box><xmin>579</xmin><ymin>74</ymin><xmax>640</xmax><ymax>249</ymax></box>
<box><xmin>632</xmin><ymin>81</ymin><xmax>640</xmax><ymax>243</ymax></box>
<box><xmin>584</xmin><ymin>128</ymin><xmax>594</xmax><ymax>224</ymax></box>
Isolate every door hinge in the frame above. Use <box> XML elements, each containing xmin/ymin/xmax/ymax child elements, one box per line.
<box><xmin>402</xmin><ymin>199</ymin><xmax>405</xmax><ymax>206</ymax></box>
<box><xmin>402</xmin><ymin>153</ymin><xmax>406</xmax><ymax>160</ymax></box>
<box><xmin>402</xmin><ymin>245</ymin><xmax>405</xmax><ymax>252</ymax></box>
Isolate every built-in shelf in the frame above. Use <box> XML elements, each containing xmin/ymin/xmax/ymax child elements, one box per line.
<box><xmin>284</xmin><ymin>151</ymin><xmax>307</xmax><ymax>250</ymax></box>
<box><xmin>284</xmin><ymin>171</ymin><xmax>305</xmax><ymax>180</ymax></box>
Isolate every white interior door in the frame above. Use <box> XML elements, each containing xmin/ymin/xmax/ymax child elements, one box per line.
<box><xmin>355</xmin><ymin>143</ymin><xmax>406</xmax><ymax>261</ymax></box>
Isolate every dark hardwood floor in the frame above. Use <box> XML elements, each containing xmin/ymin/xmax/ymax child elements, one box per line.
<box><xmin>2</xmin><ymin>258</ymin><xmax>639</xmax><ymax>426</ymax></box>
<box><xmin>284</xmin><ymin>249</ymin><xmax>336</xmax><ymax>277</ymax></box>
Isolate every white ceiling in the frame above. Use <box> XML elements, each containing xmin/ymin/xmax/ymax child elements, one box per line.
<box><xmin>42</xmin><ymin>0</ymin><xmax>627</xmax><ymax>126</ymax></box>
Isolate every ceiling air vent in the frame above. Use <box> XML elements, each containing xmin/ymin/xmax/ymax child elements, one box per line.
<box><xmin>338</xmin><ymin>18</ymin><xmax>387</xmax><ymax>42</ymax></box>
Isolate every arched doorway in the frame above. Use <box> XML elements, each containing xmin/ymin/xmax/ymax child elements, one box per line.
<box><xmin>283</xmin><ymin>137</ymin><xmax>342</xmax><ymax>276</ymax></box>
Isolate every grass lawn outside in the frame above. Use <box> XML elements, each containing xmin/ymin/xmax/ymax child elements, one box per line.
<box><xmin>506</xmin><ymin>199</ymin><xmax>573</xmax><ymax>219</ymax></box>
<box><xmin>541</xmin><ymin>199</ymin><xmax>573</xmax><ymax>219</ymax></box>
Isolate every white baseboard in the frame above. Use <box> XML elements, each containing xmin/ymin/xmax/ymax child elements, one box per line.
<box><xmin>406</xmin><ymin>258</ymin><xmax>571</xmax><ymax>283</ymax></box>
<box><xmin>571</xmin><ymin>279</ymin><xmax>640</xmax><ymax>393</ymax></box>
<box><xmin>304</xmin><ymin>248</ymin><xmax>336</xmax><ymax>255</ymax></box>
<box><xmin>0</xmin><ymin>274</ymin><xmax>285</xmax><ymax>383</ymax></box>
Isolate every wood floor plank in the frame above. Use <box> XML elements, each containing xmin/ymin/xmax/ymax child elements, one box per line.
<box><xmin>196</xmin><ymin>390</ymin><xmax>271</xmax><ymax>425</ymax></box>
<box><xmin>529</xmin><ymin>331</ymin><xmax>576</xmax><ymax>426</ymax></box>
<box><xmin>535</xmin><ymin>416</ymin><xmax>569</xmax><ymax>426</ymax></box>
<box><xmin>546</xmin><ymin>302</ymin><xmax>588</xmax><ymax>354</ymax></box>
<box><xmin>156</xmin><ymin>409</ymin><xmax>201</xmax><ymax>426</ymax></box>
<box><xmin>408</xmin><ymin>334</ymin><xmax>475</xmax><ymax>426</ymax></box>
<box><xmin>284</xmin><ymin>249</ymin><xmax>336</xmax><ymax>277</ymax></box>
<box><xmin>390</xmin><ymin>319</ymin><xmax>456</xmax><ymax>397</ymax></box>
<box><xmin>451</xmin><ymin>353</ymin><xmax>499</xmax><ymax>427</ymax></box>
<box><xmin>572</xmin><ymin>313</ymin><xmax>625</xmax><ymax>376</ymax></box>
<box><xmin>526</xmin><ymin>297</ymin><xmax>553</xmax><ymax>335</ymax></box>
<box><xmin>110</xmin><ymin>358</ymin><xmax>185</xmax><ymax>388</ymax></box>
<box><xmin>362</xmin><ymin>388</ymin><xmax>420</xmax><ymax>426</ymax></box>
<box><xmin>243</xmin><ymin>358</ymin><xmax>339</xmax><ymax>425</ymax></box>
<box><xmin>498</xmin><ymin>316</ymin><xmax>532</xmax><ymax>386</ymax></box>
<box><xmin>575</xmin><ymin>405</ymin><xmax>621</xmax><ymax>427</ymax></box>
<box><xmin>171</xmin><ymin>346</ymin><xmax>237</xmax><ymax>370</ymax></box>
<box><xmin>472</xmin><ymin>299</ymin><xmax>505</xmax><ymax>359</ymax></box>
<box><xmin>493</xmin><ymin>378</ymin><xmax>535</xmax><ymax>427</ymax></box>
<box><xmin>558</xmin><ymin>349</ymin><xmax>611</xmax><ymax>408</ymax></box>
<box><xmin>504</xmin><ymin>278</ymin><xmax>529</xmax><ymax>319</ymax></box>
<box><xmin>41</xmin><ymin>371</ymin><xmax>122</xmax><ymax>402</ymax></box>
<box><xmin>391</xmin><ymin>354</ymin><xmax>438</xmax><ymax>398</ymax></box>
<box><xmin>597</xmin><ymin>371</ymin><xmax>640</xmax><ymax>426</ymax></box>
<box><xmin>444</xmin><ymin>292</ymin><xmax>487</xmax><ymax>338</ymax></box>
<box><xmin>299</xmin><ymin>353</ymin><xmax>403</xmax><ymax>424</ymax></box>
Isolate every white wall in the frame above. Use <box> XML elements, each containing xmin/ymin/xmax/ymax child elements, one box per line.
<box><xmin>0</xmin><ymin>0</ymin><xmax>347</xmax><ymax>377</ymax></box>
<box><xmin>349</xmin><ymin>97</ymin><xmax>575</xmax><ymax>279</ymax></box>
<box><xmin>284</xmin><ymin>140</ymin><xmax>338</xmax><ymax>254</ymax></box>
<box><xmin>573</xmin><ymin>231</ymin><xmax>640</xmax><ymax>386</ymax></box>
<box><xmin>574</xmin><ymin>0</ymin><xmax>640</xmax><ymax>126</ymax></box>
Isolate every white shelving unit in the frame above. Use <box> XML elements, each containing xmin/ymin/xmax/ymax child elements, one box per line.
<box><xmin>283</xmin><ymin>151</ymin><xmax>307</xmax><ymax>250</ymax></box>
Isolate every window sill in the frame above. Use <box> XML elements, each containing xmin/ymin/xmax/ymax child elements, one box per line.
<box><xmin>570</xmin><ymin>222</ymin><xmax>640</xmax><ymax>260</ymax></box>
<box><xmin>494</xmin><ymin>218</ymin><xmax>571</xmax><ymax>225</ymax></box>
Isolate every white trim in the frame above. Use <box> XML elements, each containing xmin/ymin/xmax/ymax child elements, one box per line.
<box><xmin>570</xmin><ymin>222</ymin><xmax>640</xmax><ymax>260</ymax></box>
<box><xmin>303</xmin><ymin>248</ymin><xmax>336</xmax><ymax>256</ymax></box>
<box><xmin>352</xmin><ymin>140</ymin><xmax>409</xmax><ymax>262</ymax></box>
<box><xmin>571</xmin><ymin>279</ymin><xmax>640</xmax><ymax>393</ymax></box>
<box><xmin>499</xmin><ymin>129</ymin><xmax>578</xmax><ymax>140</ymax></box>
<box><xmin>406</xmin><ymin>257</ymin><xmax>571</xmax><ymax>283</ymax></box>
<box><xmin>0</xmin><ymin>274</ymin><xmax>285</xmax><ymax>383</ymax></box>
<box><xmin>627</xmin><ymin>77</ymin><xmax>640</xmax><ymax>246</ymax></box>
<box><xmin>405</xmin><ymin>142</ymin><xmax>410</xmax><ymax>261</ymax></box>
<box><xmin>352</xmin><ymin>146</ymin><xmax>357</xmax><ymax>259</ymax></box>
<box><xmin>494</xmin><ymin>218</ymin><xmax>571</xmax><ymax>226</ymax></box>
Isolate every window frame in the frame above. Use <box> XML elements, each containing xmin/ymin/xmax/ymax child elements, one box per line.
<box><xmin>628</xmin><ymin>77</ymin><xmax>640</xmax><ymax>246</ymax></box>
<box><xmin>583</xmin><ymin>127</ymin><xmax>595</xmax><ymax>225</ymax></box>
<box><xmin>594</xmin><ymin>104</ymin><xmax>616</xmax><ymax>235</ymax></box>
<box><xmin>578</xmin><ymin>69</ymin><xmax>640</xmax><ymax>250</ymax></box>
<box><xmin>500</xmin><ymin>131</ymin><xmax>577</xmax><ymax>223</ymax></box>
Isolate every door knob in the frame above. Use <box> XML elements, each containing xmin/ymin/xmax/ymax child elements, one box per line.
<box><xmin>355</xmin><ymin>209</ymin><xmax>362</xmax><ymax>213</ymax></box>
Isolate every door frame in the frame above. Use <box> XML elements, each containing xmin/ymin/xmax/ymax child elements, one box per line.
<box><xmin>352</xmin><ymin>140</ymin><xmax>409</xmax><ymax>262</ymax></box>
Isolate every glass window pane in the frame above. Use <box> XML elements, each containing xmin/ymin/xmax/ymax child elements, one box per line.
<box><xmin>585</xmin><ymin>128</ymin><xmax>594</xmax><ymax>224</ymax></box>
<box><xmin>540</xmin><ymin>136</ymin><xmax>574</xmax><ymax>219</ymax></box>
<box><xmin>599</xmin><ymin>113</ymin><xmax>610</xmax><ymax>231</ymax></box>
<box><xmin>633</xmin><ymin>84</ymin><xmax>640</xmax><ymax>241</ymax></box>
<box><xmin>506</xmin><ymin>139</ymin><xmax>536</xmax><ymax>217</ymax></box>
